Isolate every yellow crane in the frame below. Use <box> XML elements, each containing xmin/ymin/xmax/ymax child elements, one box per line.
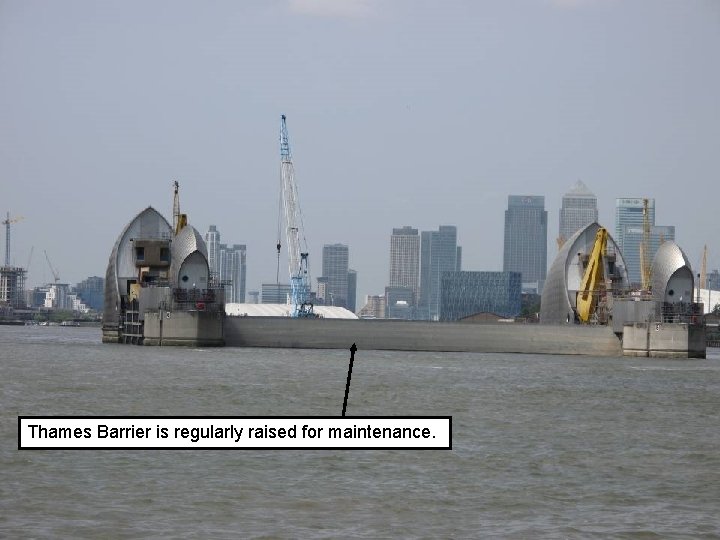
<box><xmin>172</xmin><ymin>181</ymin><xmax>187</xmax><ymax>235</ymax></box>
<box><xmin>576</xmin><ymin>227</ymin><xmax>608</xmax><ymax>323</ymax></box>
<box><xmin>639</xmin><ymin>198</ymin><xmax>651</xmax><ymax>290</ymax></box>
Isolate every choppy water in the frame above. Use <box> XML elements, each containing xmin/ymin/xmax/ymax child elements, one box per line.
<box><xmin>1</xmin><ymin>325</ymin><xmax>719</xmax><ymax>538</ymax></box>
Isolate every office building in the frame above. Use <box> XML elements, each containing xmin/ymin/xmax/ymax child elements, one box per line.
<box><xmin>261</xmin><ymin>283</ymin><xmax>291</xmax><ymax>304</ymax></box>
<box><xmin>205</xmin><ymin>225</ymin><xmax>221</xmax><ymax>278</ymax></box>
<box><xmin>614</xmin><ymin>198</ymin><xmax>675</xmax><ymax>285</ymax></box>
<box><xmin>559</xmin><ymin>181</ymin><xmax>598</xmax><ymax>246</ymax></box>
<box><xmin>75</xmin><ymin>276</ymin><xmax>105</xmax><ymax>312</ymax></box>
<box><xmin>218</xmin><ymin>244</ymin><xmax>246</xmax><ymax>303</ymax></box>
<box><xmin>503</xmin><ymin>196</ymin><xmax>547</xmax><ymax>294</ymax></box>
<box><xmin>322</xmin><ymin>244</ymin><xmax>349</xmax><ymax>308</ymax></box>
<box><xmin>347</xmin><ymin>269</ymin><xmax>357</xmax><ymax>313</ymax></box>
<box><xmin>385</xmin><ymin>286</ymin><xmax>415</xmax><ymax>319</ymax></box>
<box><xmin>389</xmin><ymin>226</ymin><xmax>420</xmax><ymax>304</ymax></box>
<box><xmin>359</xmin><ymin>295</ymin><xmax>385</xmax><ymax>319</ymax></box>
<box><xmin>419</xmin><ymin>225</ymin><xmax>459</xmax><ymax>320</ymax></box>
<box><xmin>440</xmin><ymin>271</ymin><xmax>522</xmax><ymax>321</ymax></box>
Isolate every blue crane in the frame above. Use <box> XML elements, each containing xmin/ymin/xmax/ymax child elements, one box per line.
<box><xmin>278</xmin><ymin>115</ymin><xmax>315</xmax><ymax>318</ymax></box>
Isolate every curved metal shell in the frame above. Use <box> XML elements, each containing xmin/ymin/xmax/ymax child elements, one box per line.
<box><xmin>540</xmin><ymin>222</ymin><xmax>628</xmax><ymax>324</ymax></box>
<box><xmin>170</xmin><ymin>226</ymin><xmax>209</xmax><ymax>284</ymax></box>
<box><xmin>651</xmin><ymin>242</ymin><xmax>693</xmax><ymax>304</ymax></box>
<box><xmin>102</xmin><ymin>207</ymin><xmax>172</xmax><ymax>327</ymax></box>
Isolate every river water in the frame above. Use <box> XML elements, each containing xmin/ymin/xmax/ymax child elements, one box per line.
<box><xmin>1</xmin><ymin>325</ymin><xmax>719</xmax><ymax>538</ymax></box>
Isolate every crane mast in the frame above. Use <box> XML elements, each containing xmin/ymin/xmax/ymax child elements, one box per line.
<box><xmin>280</xmin><ymin>115</ymin><xmax>314</xmax><ymax>317</ymax></box>
<box><xmin>640</xmin><ymin>198</ymin><xmax>651</xmax><ymax>290</ymax></box>
<box><xmin>3</xmin><ymin>211</ymin><xmax>24</xmax><ymax>266</ymax></box>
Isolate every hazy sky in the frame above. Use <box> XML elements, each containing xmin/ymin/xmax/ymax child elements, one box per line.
<box><xmin>2</xmin><ymin>0</ymin><xmax>719</xmax><ymax>303</ymax></box>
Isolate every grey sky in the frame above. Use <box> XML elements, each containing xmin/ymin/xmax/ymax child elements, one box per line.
<box><xmin>1</xmin><ymin>0</ymin><xmax>718</xmax><ymax>303</ymax></box>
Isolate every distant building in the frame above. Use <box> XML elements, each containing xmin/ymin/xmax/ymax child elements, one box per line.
<box><xmin>44</xmin><ymin>283</ymin><xmax>70</xmax><ymax>309</ymax></box>
<box><xmin>439</xmin><ymin>271</ymin><xmax>522</xmax><ymax>321</ymax></box>
<box><xmin>389</xmin><ymin>226</ymin><xmax>420</xmax><ymax>304</ymax></box>
<box><xmin>708</xmin><ymin>270</ymin><xmax>720</xmax><ymax>291</ymax></box>
<box><xmin>206</xmin><ymin>226</ymin><xmax>246</xmax><ymax>303</ymax></box>
<box><xmin>261</xmin><ymin>283</ymin><xmax>291</xmax><ymax>304</ymax></box>
<box><xmin>503</xmin><ymin>195</ymin><xmax>547</xmax><ymax>294</ymax></box>
<box><xmin>322</xmin><ymin>244</ymin><xmax>349</xmax><ymax>308</ymax></box>
<box><xmin>75</xmin><ymin>276</ymin><xmax>105</xmax><ymax>311</ymax></box>
<box><xmin>347</xmin><ymin>269</ymin><xmax>357</xmax><ymax>313</ymax></box>
<box><xmin>316</xmin><ymin>277</ymin><xmax>329</xmax><ymax>304</ymax></box>
<box><xmin>359</xmin><ymin>295</ymin><xmax>385</xmax><ymax>319</ymax></box>
<box><xmin>218</xmin><ymin>244</ymin><xmax>246</xmax><ymax>303</ymax></box>
<box><xmin>385</xmin><ymin>286</ymin><xmax>415</xmax><ymax>319</ymax></box>
<box><xmin>247</xmin><ymin>290</ymin><xmax>260</xmax><ymax>304</ymax></box>
<box><xmin>205</xmin><ymin>225</ymin><xmax>221</xmax><ymax>278</ymax></box>
<box><xmin>614</xmin><ymin>198</ymin><xmax>675</xmax><ymax>285</ymax></box>
<box><xmin>419</xmin><ymin>225</ymin><xmax>459</xmax><ymax>320</ymax></box>
<box><xmin>559</xmin><ymin>181</ymin><xmax>598</xmax><ymax>247</ymax></box>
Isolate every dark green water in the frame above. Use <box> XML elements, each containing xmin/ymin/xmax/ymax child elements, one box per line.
<box><xmin>2</xmin><ymin>326</ymin><xmax>719</xmax><ymax>538</ymax></box>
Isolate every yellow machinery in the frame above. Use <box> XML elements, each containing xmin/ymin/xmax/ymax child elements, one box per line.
<box><xmin>639</xmin><ymin>198</ymin><xmax>651</xmax><ymax>290</ymax></box>
<box><xmin>172</xmin><ymin>181</ymin><xmax>188</xmax><ymax>235</ymax></box>
<box><xmin>576</xmin><ymin>227</ymin><xmax>608</xmax><ymax>323</ymax></box>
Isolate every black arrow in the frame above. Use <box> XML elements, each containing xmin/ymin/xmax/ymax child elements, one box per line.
<box><xmin>342</xmin><ymin>343</ymin><xmax>357</xmax><ymax>417</ymax></box>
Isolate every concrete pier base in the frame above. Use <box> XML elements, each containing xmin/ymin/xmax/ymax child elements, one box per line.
<box><xmin>622</xmin><ymin>322</ymin><xmax>706</xmax><ymax>358</ymax></box>
<box><xmin>143</xmin><ymin>310</ymin><xmax>225</xmax><ymax>347</ymax></box>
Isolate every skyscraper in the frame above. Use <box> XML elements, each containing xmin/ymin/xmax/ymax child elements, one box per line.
<box><xmin>347</xmin><ymin>269</ymin><xmax>357</xmax><ymax>313</ymax></box>
<box><xmin>615</xmin><ymin>198</ymin><xmax>675</xmax><ymax>285</ymax></box>
<box><xmin>419</xmin><ymin>225</ymin><xmax>459</xmax><ymax>320</ymax></box>
<box><xmin>322</xmin><ymin>244</ymin><xmax>349</xmax><ymax>308</ymax></box>
<box><xmin>389</xmin><ymin>226</ymin><xmax>420</xmax><ymax>304</ymax></box>
<box><xmin>559</xmin><ymin>181</ymin><xmax>598</xmax><ymax>246</ymax></box>
<box><xmin>218</xmin><ymin>244</ymin><xmax>246</xmax><ymax>303</ymax></box>
<box><xmin>503</xmin><ymin>195</ymin><xmax>547</xmax><ymax>293</ymax></box>
<box><xmin>205</xmin><ymin>225</ymin><xmax>221</xmax><ymax>279</ymax></box>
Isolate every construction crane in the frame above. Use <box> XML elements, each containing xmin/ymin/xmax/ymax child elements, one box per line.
<box><xmin>576</xmin><ymin>227</ymin><xmax>608</xmax><ymax>323</ymax></box>
<box><xmin>639</xmin><ymin>198</ymin><xmax>651</xmax><ymax>290</ymax></box>
<box><xmin>278</xmin><ymin>114</ymin><xmax>314</xmax><ymax>318</ymax></box>
<box><xmin>172</xmin><ymin>181</ymin><xmax>187</xmax><ymax>235</ymax></box>
<box><xmin>2</xmin><ymin>211</ymin><xmax>24</xmax><ymax>266</ymax></box>
<box><xmin>44</xmin><ymin>250</ymin><xmax>60</xmax><ymax>284</ymax></box>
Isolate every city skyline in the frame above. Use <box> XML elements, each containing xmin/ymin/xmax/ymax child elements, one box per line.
<box><xmin>2</xmin><ymin>1</ymin><xmax>718</xmax><ymax>304</ymax></box>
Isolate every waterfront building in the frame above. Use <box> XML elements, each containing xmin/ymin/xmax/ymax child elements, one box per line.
<box><xmin>389</xmin><ymin>226</ymin><xmax>420</xmax><ymax>304</ymax></box>
<box><xmin>419</xmin><ymin>225</ymin><xmax>459</xmax><ymax>320</ymax></box>
<box><xmin>439</xmin><ymin>271</ymin><xmax>521</xmax><ymax>321</ymax></box>
<box><xmin>321</xmin><ymin>244</ymin><xmax>349</xmax><ymax>308</ymax></box>
<box><xmin>559</xmin><ymin>181</ymin><xmax>598</xmax><ymax>247</ymax></box>
<box><xmin>44</xmin><ymin>283</ymin><xmax>71</xmax><ymax>309</ymax></box>
<box><xmin>503</xmin><ymin>196</ymin><xmax>547</xmax><ymax>294</ymax></box>
<box><xmin>347</xmin><ymin>269</ymin><xmax>357</xmax><ymax>313</ymax></box>
<box><xmin>261</xmin><ymin>283</ymin><xmax>292</xmax><ymax>304</ymax></box>
<box><xmin>0</xmin><ymin>266</ymin><xmax>27</xmax><ymax>309</ymax></box>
